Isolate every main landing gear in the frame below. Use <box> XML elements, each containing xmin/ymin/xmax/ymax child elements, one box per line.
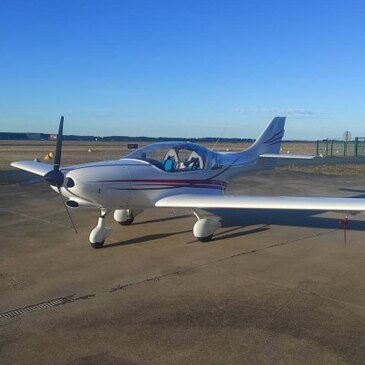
<box><xmin>113</xmin><ymin>209</ymin><xmax>143</xmax><ymax>225</ymax></box>
<box><xmin>192</xmin><ymin>210</ymin><xmax>221</xmax><ymax>242</ymax></box>
<box><xmin>88</xmin><ymin>208</ymin><xmax>220</xmax><ymax>248</ymax></box>
<box><xmin>89</xmin><ymin>208</ymin><xmax>112</xmax><ymax>249</ymax></box>
<box><xmin>114</xmin><ymin>209</ymin><xmax>134</xmax><ymax>225</ymax></box>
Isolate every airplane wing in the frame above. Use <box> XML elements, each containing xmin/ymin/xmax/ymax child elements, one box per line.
<box><xmin>259</xmin><ymin>153</ymin><xmax>316</xmax><ymax>159</ymax></box>
<box><xmin>155</xmin><ymin>194</ymin><xmax>365</xmax><ymax>212</ymax></box>
<box><xmin>11</xmin><ymin>161</ymin><xmax>54</xmax><ymax>176</ymax></box>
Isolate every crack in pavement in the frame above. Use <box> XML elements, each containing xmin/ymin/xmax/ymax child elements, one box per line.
<box><xmin>109</xmin><ymin>271</ymin><xmax>181</xmax><ymax>293</ymax></box>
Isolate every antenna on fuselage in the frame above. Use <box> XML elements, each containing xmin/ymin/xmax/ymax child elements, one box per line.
<box><xmin>211</xmin><ymin>127</ymin><xmax>226</xmax><ymax>151</ymax></box>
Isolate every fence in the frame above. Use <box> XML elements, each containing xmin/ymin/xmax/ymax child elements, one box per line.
<box><xmin>316</xmin><ymin>138</ymin><xmax>365</xmax><ymax>157</ymax></box>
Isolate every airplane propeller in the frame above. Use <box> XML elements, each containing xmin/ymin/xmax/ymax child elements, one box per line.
<box><xmin>43</xmin><ymin>116</ymin><xmax>78</xmax><ymax>234</ymax></box>
<box><xmin>43</xmin><ymin>116</ymin><xmax>65</xmax><ymax>187</ymax></box>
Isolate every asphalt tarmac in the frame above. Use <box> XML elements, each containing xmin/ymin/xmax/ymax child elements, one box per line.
<box><xmin>1</xmin><ymin>169</ymin><xmax>365</xmax><ymax>364</ymax></box>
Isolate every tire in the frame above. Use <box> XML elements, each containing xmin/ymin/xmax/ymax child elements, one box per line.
<box><xmin>197</xmin><ymin>234</ymin><xmax>213</xmax><ymax>243</ymax></box>
<box><xmin>90</xmin><ymin>240</ymin><xmax>105</xmax><ymax>249</ymax></box>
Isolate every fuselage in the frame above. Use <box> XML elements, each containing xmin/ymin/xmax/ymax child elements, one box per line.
<box><xmin>56</xmin><ymin>141</ymin><xmax>272</xmax><ymax>210</ymax></box>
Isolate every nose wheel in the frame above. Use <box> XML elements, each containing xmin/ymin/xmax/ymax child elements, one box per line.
<box><xmin>89</xmin><ymin>208</ymin><xmax>112</xmax><ymax>249</ymax></box>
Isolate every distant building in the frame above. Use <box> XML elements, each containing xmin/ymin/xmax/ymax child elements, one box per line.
<box><xmin>26</xmin><ymin>133</ymin><xmax>43</xmax><ymax>140</ymax></box>
<box><xmin>128</xmin><ymin>143</ymin><xmax>139</xmax><ymax>149</ymax></box>
<box><xmin>0</xmin><ymin>132</ymin><xmax>50</xmax><ymax>140</ymax></box>
<box><xmin>0</xmin><ymin>132</ymin><xmax>28</xmax><ymax>140</ymax></box>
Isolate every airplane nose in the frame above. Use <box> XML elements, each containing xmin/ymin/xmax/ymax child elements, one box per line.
<box><xmin>62</xmin><ymin>169</ymin><xmax>102</xmax><ymax>203</ymax></box>
<box><xmin>61</xmin><ymin>165</ymin><xmax>133</xmax><ymax>209</ymax></box>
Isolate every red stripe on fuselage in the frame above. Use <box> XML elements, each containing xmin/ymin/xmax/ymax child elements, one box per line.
<box><xmin>95</xmin><ymin>178</ymin><xmax>227</xmax><ymax>187</ymax></box>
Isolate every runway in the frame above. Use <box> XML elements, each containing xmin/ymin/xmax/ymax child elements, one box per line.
<box><xmin>1</xmin><ymin>169</ymin><xmax>365</xmax><ymax>364</ymax></box>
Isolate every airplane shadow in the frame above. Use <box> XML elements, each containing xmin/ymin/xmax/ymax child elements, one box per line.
<box><xmin>340</xmin><ymin>188</ymin><xmax>365</xmax><ymax>194</ymax></box>
<box><xmin>102</xmin><ymin>229</ymin><xmax>191</xmax><ymax>249</ymax></box>
<box><xmin>207</xmin><ymin>208</ymin><xmax>365</xmax><ymax>232</ymax></box>
<box><xmin>212</xmin><ymin>224</ymin><xmax>271</xmax><ymax>242</ymax></box>
<box><xmin>186</xmin><ymin>224</ymin><xmax>271</xmax><ymax>244</ymax></box>
<box><xmin>133</xmin><ymin>214</ymin><xmax>191</xmax><ymax>225</ymax></box>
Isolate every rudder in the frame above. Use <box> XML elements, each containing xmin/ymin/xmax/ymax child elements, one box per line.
<box><xmin>249</xmin><ymin>116</ymin><xmax>286</xmax><ymax>154</ymax></box>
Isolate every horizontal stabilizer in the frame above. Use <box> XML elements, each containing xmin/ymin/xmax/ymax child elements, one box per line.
<box><xmin>156</xmin><ymin>194</ymin><xmax>365</xmax><ymax>212</ymax></box>
<box><xmin>260</xmin><ymin>153</ymin><xmax>316</xmax><ymax>160</ymax></box>
<box><xmin>11</xmin><ymin>161</ymin><xmax>54</xmax><ymax>176</ymax></box>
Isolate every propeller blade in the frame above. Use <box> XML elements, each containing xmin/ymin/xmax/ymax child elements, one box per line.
<box><xmin>43</xmin><ymin>116</ymin><xmax>65</xmax><ymax>187</ymax></box>
<box><xmin>43</xmin><ymin>116</ymin><xmax>77</xmax><ymax>234</ymax></box>
<box><xmin>54</xmin><ymin>116</ymin><xmax>64</xmax><ymax>172</ymax></box>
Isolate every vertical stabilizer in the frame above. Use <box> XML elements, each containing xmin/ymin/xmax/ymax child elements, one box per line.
<box><xmin>248</xmin><ymin>116</ymin><xmax>286</xmax><ymax>154</ymax></box>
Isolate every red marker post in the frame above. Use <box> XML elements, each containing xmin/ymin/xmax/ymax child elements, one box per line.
<box><xmin>339</xmin><ymin>216</ymin><xmax>349</xmax><ymax>248</ymax></box>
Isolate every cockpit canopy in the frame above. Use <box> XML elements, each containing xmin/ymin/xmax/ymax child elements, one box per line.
<box><xmin>125</xmin><ymin>141</ymin><xmax>225</xmax><ymax>172</ymax></box>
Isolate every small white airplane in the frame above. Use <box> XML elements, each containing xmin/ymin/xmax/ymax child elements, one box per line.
<box><xmin>11</xmin><ymin>116</ymin><xmax>365</xmax><ymax>248</ymax></box>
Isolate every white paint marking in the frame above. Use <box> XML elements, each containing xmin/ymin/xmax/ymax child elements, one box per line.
<box><xmin>0</xmin><ymin>207</ymin><xmax>65</xmax><ymax>227</ymax></box>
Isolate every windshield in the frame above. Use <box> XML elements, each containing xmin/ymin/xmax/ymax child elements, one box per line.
<box><xmin>126</xmin><ymin>141</ymin><xmax>211</xmax><ymax>172</ymax></box>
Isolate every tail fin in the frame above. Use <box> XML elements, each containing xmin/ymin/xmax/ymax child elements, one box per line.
<box><xmin>249</xmin><ymin>116</ymin><xmax>286</xmax><ymax>154</ymax></box>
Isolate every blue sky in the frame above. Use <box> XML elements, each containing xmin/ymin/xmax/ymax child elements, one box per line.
<box><xmin>0</xmin><ymin>0</ymin><xmax>364</xmax><ymax>139</ymax></box>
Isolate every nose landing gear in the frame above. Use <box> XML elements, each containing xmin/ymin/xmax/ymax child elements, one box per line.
<box><xmin>89</xmin><ymin>208</ymin><xmax>112</xmax><ymax>249</ymax></box>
